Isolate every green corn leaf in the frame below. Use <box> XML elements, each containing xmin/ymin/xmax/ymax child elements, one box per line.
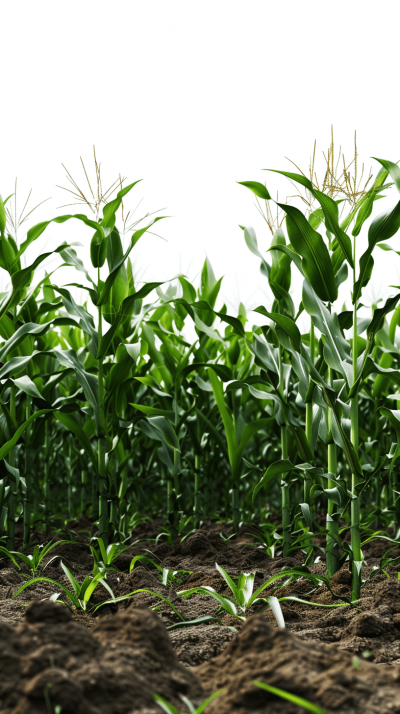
<box><xmin>13</xmin><ymin>577</ymin><xmax>80</xmax><ymax>609</ymax></box>
<box><xmin>15</xmin><ymin>213</ymin><xmax>104</xmax><ymax>262</ymax></box>
<box><xmin>55</xmin><ymin>349</ymin><xmax>98</xmax><ymax>417</ymax></box>
<box><xmin>264</xmin><ymin>595</ymin><xmax>285</xmax><ymax>627</ymax></box>
<box><xmin>129</xmin><ymin>555</ymin><xmax>164</xmax><ymax>574</ymax></box>
<box><xmin>237</xmin><ymin>419</ymin><xmax>273</xmax><ymax>456</ymax></box>
<box><xmin>195</xmin><ymin>690</ymin><xmax>226</xmax><ymax>714</ymax></box>
<box><xmin>178</xmin><ymin>276</ymin><xmax>197</xmax><ymax>303</ymax></box>
<box><xmin>253</xmin><ymin>307</ymin><xmax>301</xmax><ymax>351</ymax></box>
<box><xmin>148</xmin><ymin>416</ymin><xmax>181</xmax><ymax>451</ymax></box>
<box><xmin>367</xmin><ymin>293</ymin><xmax>400</xmax><ymax>337</ymax></box>
<box><xmin>97</xmin><ymin>281</ymin><xmax>165</xmax><ymax>358</ymax></box>
<box><xmin>97</xmin><ymin>217</ymin><xmax>166</xmax><ymax>306</ymax></box>
<box><xmin>253</xmin><ymin>460</ymin><xmax>295</xmax><ymax>501</ymax></box>
<box><xmin>372</xmin><ymin>158</ymin><xmax>400</xmax><ymax>193</ymax></box>
<box><xmin>177</xmin><ymin>586</ymin><xmax>239</xmax><ymax>617</ymax></box>
<box><xmin>152</xmin><ymin>694</ymin><xmax>180</xmax><ymax>714</ymax></box>
<box><xmin>60</xmin><ymin>245</ymin><xmax>96</xmax><ymax>287</ymax></box>
<box><xmin>0</xmin><ymin>547</ymin><xmax>21</xmax><ymax>569</ymax></box>
<box><xmin>93</xmin><ymin>589</ymin><xmax>186</xmax><ymax>619</ymax></box>
<box><xmin>180</xmin><ymin>362</ymin><xmax>232</xmax><ymax>382</ymax></box>
<box><xmin>278</xmin><ymin>596</ymin><xmax>350</xmax><ymax>609</ymax></box>
<box><xmin>195</xmin><ymin>408</ymin><xmax>230</xmax><ymax>462</ymax></box>
<box><xmin>12</xmin><ymin>375</ymin><xmax>43</xmax><ymax>400</ymax></box>
<box><xmin>215</xmin><ymin>563</ymin><xmax>239</xmax><ymax>601</ymax></box>
<box><xmin>268</xmin><ymin>169</ymin><xmax>353</xmax><ymax>269</ymax></box>
<box><xmin>253</xmin><ymin>460</ymin><xmax>323</xmax><ymax>501</ymax></box>
<box><xmin>250</xmin><ymin>332</ymin><xmax>280</xmax><ymax>375</ymax></box>
<box><xmin>251</xmin><ymin>681</ymin><xmax>327</xmax><ymax>714</ymax></box>
<box><xmin>130</xmin><ymin>404</ymin><xmax>174</xmax><ymax>418</ymax></box>
<box><xmin>242</xmin><ymin>226</ymin><xmax>271</xmax><ymax>278</ymax></box>
<box><xmin>238</xmin><ymin>181</ymin><xmax>272</xmax><ymax>199</ymax></box>
<box><xmin>60</xmin><ymin>562</ymin><xmax>80</xmax><ymax>596</ymax></box>
<box><xmin>351</xmin><ymin>166</ymin><xmax>389</xmax><ymax>237</ymax></box>
<box><xmin>380</xmin><ymin>408</ymin><xmax>400</xmax><ymax>475</ymax></box>
<box><xmin>0</xmin><ymin>409</ymin><xmax>53</xmax><ymax>460</ymax></box>
<box><xmin>193</xmin><ymin>301</ymin><xmax>245</xmax><ymax>338</ymax></box>
<box><xmin>53</xmin><ymin>286</ymin><xmax>97</xmax><ymax>340</ymax></box>
<box><xmin>0</xmin><ymin>195</ymin><xmax>6</xmax><ymax>238</ymax></box>
<box><xmin>236</xmin><ymin>572</ymin><xmax>255</xmax><ymax>609</ymax></box>
<box><xmin>248</xmin><ymin>568</ymin><xmax>327</xmax><ymax>606</ymax></box>
<box><xmin>354</xmin><ymin>200</ymin><xmax>400</xmax><ymax>302</ymax></box>
<box><xmin>269</xmin><ymin>242</ymin><xmax>305</xmax><ymax>278</ymax></box>
<box><xmin>101</xmin><ymin>181</ymin><xmax>141</xmax><ymax>230</ymax></box>
<box><xmin>302</xmin><ymin>280</ymin><xmax>352</xmax><ymax>383</ymax></box>
<box><xmin>54</xmin><ymin>412</ymin><xmax>97</xmax><ymax>471</ymax></box>
<box><xmin>167</xmin><ymin>615</ymin><xmax>231</xmax><ymax>630</ymax></box>
<box><xmin>278</xmin><ymin>203</ymin><xmax>337</xmax><ymax>302</ymax></box>
<box><xmin>0</xmin><ymin>322</ymin><xmax>55</xmax><ymax>361</ymax></box>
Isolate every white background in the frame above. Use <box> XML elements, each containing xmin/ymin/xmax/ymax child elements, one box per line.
<box><xmin>1</xmin><ymin>0</ymin><xmax>400</xmax><ymax>331</ymax></box>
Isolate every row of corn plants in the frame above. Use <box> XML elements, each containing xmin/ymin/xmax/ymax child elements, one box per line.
<box><xmin>1</xmin><ymin>143</ymin><xmax>400</xmax><ymax>603</ymax></box>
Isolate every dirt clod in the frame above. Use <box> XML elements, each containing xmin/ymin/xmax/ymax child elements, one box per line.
<box><xmin>194</xmin><ymin>614</ymin><xmax>400</xmax><ymax>714</ymax></box>
<box><xmin>0</xmin><ymin>600</ymin><xmax>204</xmax><ymax>714</ymax></box>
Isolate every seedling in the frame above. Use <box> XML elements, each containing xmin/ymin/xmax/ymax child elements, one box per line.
<box><xmin>90</xmin><ymin>537</ymin><xmax>129</xmax><ymax>574</ymax></box>
<box><xmin>251</xmin><ymin>681</ymin><xmax>327</xmax><ymax>714</ymax></box>
<box><xmin>0</xmin><ymin>540</ymin><xmax>72</xmax><ymax>575</ymax></box>
<box><xmin>13</xmin><ymin>561</ymin><xmax>115</xmax><ymax>611</ymax></box>
<box><xmin>153</xmin><ymin>689</ymin><xmax>225</xmax><ymax>713</ymax></box>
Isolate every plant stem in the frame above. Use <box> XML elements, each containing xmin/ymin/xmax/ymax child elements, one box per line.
<box><xmin>23</xmin><ymin>396</ymin><xmax>32</xmax><ymax>546</ymax></box>
<box><xmin>194</xmin><ymin>419</ymin><xmax>201</xmax><ymax>527</ymax></box>
<box><xmin>97</xmin><ymin>273</ymin><xmax>108</xmax><ymax>546</ymax></box>
<box><xmin>232</xmin><ymin>487</ymin><xmax>240</xmax><ymax>532</ymax></box>
<box><xmin>326</xmin><ymin>369</ymin><xmax>340</xmax><ymax>577</ymax></box>
<box><xmin>43</xmin><ymin>420</ymin><xmax>50</xmax><ymax>515</ymax></box>
<box><xmin>351</xmin><ymin>240</ymin><xmax>362</xmax><ymax>600</ymax></box>
<box><xmin>194</xmin><ymin>458</ymin><xmax>201</xmax><ymax>528</ymax></box>
<box><xmin>281</xmin><ymin>425</ymin><xmax>291</xmax><ymax>556</ymax></box>
<box><xmin>305</xmin><ymin>322</ymin><xmax>315</xmax><ymax>453</ymax></box>
<box><xmin>6</xmin><ymin>386</ymin><xmax>17</xmax><ymax>551</ymax></box>
<box><xmin>304</xmin><ymin>322</ymin><xmax>315</xmax><ymax>556</ymax></box>
<box><xmin>81</xmin><ymin>469</ymin><xmax>87</xmax><ymax>515</ymax></box>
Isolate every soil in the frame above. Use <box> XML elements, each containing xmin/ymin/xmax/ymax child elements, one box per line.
<box><xmin>2</xmin><ymin>523</ymin><xmax>400</xmax><ymax>712</ymax></box>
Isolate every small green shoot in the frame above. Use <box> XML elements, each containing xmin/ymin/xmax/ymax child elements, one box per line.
<box><xmin>0</xmin><ymin>540</ymin><xmax>72</xmax><ymax>575</ymax></box>
<box><xmin>153</xmin><ymin>689</ymin><xmax>225</xmax><ymax>713</ymax></box>
<box><xmin>90</xmin><ymin>537</ymin><xmax>128</xmax><ymax>574</ymax></box>
<box><xmin>13</xmin><ymin>561</ymin><xmax>115</xmax><ymax>611</ymax></box>
<box><xmin>251</xmin><ymin>681</ymin><xmax>327</xmax><ymax>714</ymax></box>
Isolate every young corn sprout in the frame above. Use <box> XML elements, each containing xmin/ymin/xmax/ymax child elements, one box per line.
<box><xmin>89</xmin><ymin>536</ymin><xmax>129</xmax><ymax>574</ymax></box>
<box><xmin>153</xmin><ymin>684</ymin><xmax>326</xmax><ymax>714</ymax></box>
<box><xmin>153</xmin><ymin>690</ymin><xmax>224</xmax><ymax>714</ymax></box>
<box><xmin>13</xmin><ymin>561</ymin><xmax>115</xmax><ymax>611</ymax></box>
<box><xmin>0</xmin><ymin>539</ymin><xmax>72</xmax><ymax>575</ymax></box>
<box><xmin>178</xmin><ymin>563</ymin><xmax>355</xmax><ymax>624</ymax></box>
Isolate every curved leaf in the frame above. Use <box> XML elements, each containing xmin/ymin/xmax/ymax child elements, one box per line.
<box><xmin>278</xmin><ymin>202</ymin><xmax>337</xmax><ymax>302</ymax></box>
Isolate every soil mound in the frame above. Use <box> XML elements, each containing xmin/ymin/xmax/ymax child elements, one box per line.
<box><xmin>194</xmin><ymin>614</ymin><xmax>400</xmax><ymax>714</ymax></box>
<box><xmin>162</xmin><ymin>530</ymin><xmax>276</xmax><ymax>570</ymax></box>
<box><xmin>0</xmin><ymin>600</ymin><xmax>204</xmax><ymax>714</ymax></box>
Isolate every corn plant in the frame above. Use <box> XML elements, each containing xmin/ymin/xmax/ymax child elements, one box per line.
<box><xmin>153</xmin><ymin>690</ymin><xmax>224</xmax><ymax>714</ymax></box>
<box><xmin>1</xmin><ymin>137</ymin><xmax>400</xmax><ymax>609</ymax></box>
<box><xmin>177</xmin><ymin>563</ymin><xmax>341</xmax><ymax>623</ymax></box>
<box><xmin>89</xmin><ymin>536</ymin><xmax>128</xmax><ymax>574</ymax></box>
<box><xmin>240</xmin><ymin>155</ymin><xmax>400</xmax><ymax>599</ymax></box>
<box><xmin>250</xmin><ymin>681</ymin><xmax>327</xmax><ymax>714</ymax></box>
<box><xmin>13</xmin><ymin>561</ymin><xmax>115</xmax><ymax>611</ymax></box>
<box><xmin>0</xmin><ymin>538</ymin><xmax>70</xmax><ymax>575</ymax></box>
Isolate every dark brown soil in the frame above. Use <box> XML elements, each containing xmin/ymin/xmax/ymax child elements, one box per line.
<box><xmin>194</xmin><ymin>615</ymin><xmax>400</xmax><ymax>714</ymax></box>
<box><xmin>0</xmin><ymin>600</ymin><xmax>203</xmax><ymax>713</ymax></box>
<box><xmin>2</xmin><ymin>525</ymin><xmax>400</xmax><ymax>712</ymax></box>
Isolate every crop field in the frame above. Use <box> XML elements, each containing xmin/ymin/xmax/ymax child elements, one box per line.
<box><xmin>2</xmin><ymin>142</ymin><xmax>400</xmax><ymax>713</ymax></box>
